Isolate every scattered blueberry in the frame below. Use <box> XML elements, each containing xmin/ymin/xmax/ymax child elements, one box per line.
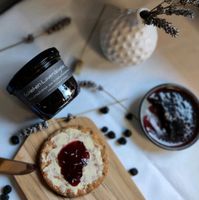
<box><xmin>0</xmin><ymin>194</ymin><xmax>9</xmax><ymax>200</ymax></box>
<box><xmin>123</xmin><ymin>129</ymin><xmax>132</xmax><ymax>137</ymax></box>
<box><xmin>10</xmin><ymin>135</ymin><xmax>20</xmax><ymax>145</ymax></box>
<box><xmin>117</xmin><ymin>137</ymin><xmax>127</xmax><ymax>145</ymax></box>
<box><xmin>99</xmin><ymin>106</ymin><xmax>109</xmax><ymax>114</ymax></box>
<box><xmin>2</xmin><ymin>185</ymin><xmax>12</xmax><ymax>195</ymax></box>
<box><xmin>106</xmin><ymin>131</ymin><xmax>116</xmax><ymax>139</ymax></box>
<box><xmin>101</xmin><ymin>126</ymin><xmax>108</xmax><ymax>133</ymax></box>
<box><xmin>125</xmin><ymin>113</ymin><xmax>133</xmax><ymax>120</ymax></box>
<box><xmin>129</xmin><ymin>168</ymin><xmax>138</xmax><ymax>176</ymax></box>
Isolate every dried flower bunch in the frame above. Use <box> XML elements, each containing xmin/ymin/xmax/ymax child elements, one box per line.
<box><xmin>140</xmin><ymin>0</ymin><xmax>199</xmax><ymax>37</ymax></box>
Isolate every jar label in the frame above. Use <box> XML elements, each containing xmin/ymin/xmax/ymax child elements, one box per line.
<box><xmin>18</xmin><ymin>60</ymin><xmax>73</xmax><ymax>104</ymax></box>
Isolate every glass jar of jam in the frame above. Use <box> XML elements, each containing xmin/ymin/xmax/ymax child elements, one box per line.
<box><xmin>7</xmin><ymin>48</ymin><xmax>80</xmax><ymax>119</ymax></box>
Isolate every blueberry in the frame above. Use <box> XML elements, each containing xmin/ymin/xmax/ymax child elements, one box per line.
<box><xmin>106</xmin><ymin>131</ymin><xmax>116</xmax><ymax>139</ymax></box>
<box><xmin>123</xmin><ymin>129</ymin><xmax>132</xmax><ymax>137</ymax></box>
<box><xmin>99</xmin><ymin>106</ymin><xmax>109</xmax><ymax>114</ymax></box>
<box><xmin>129</xmin><ymin>168</ymin><xmax>138</xmax><ymax>176</ymax></box>
<box><xmin>10</xmin><ymin>135</ymin><xmax>20</xmax><ymax>145</ymax></box>
<box><xmin>2</xmin><ymin>185</ymin><xmax>12</xmax><ymax>194</ymax></box>
<box><xmin>101</xmin><ymin>126</ymin><xmax>108</xmax><ymax>133</ymax></box>
<box><xmin>0</xmin><ymin>194</ymin><xmax>9</xmax><ymax>200</ymax></box>
<box><xmin>117</xmin><ymin>137</ymin><xmax>127</xmax><ymax>145</ymax></box>
<box><xmin>125</xmin><ymin>113</ymin><xmax>133</xmax><ymax>120</ymax></box>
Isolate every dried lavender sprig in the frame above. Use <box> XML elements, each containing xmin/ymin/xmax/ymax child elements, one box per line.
<box><xmin>78</xmin><ymin>80</ymin><xmax>104</xmax><ymax>91</ymax></box>
<box><xmin>149</xmin><ymin>4</ymin><xmax>165</xmax><ymax>16</ymax></box>
<box><xmin>0</xmin><ymin>16</ymin><xmax>71</xmax><ymax>53</ymax></box>
<box><xmin>179</xmin><ymin>0</ymin><xmax>199</xmax><ymax>7</ymax></box>
<box><xmin>164</xmin><ymin>0</ymin><xmax>174</xmax><ymax>3</ymax></box>
<box><xmin>151</xmin><ymin>0</ymin><xmax>199</xmax><ymax>12</ymax></box>
<box><xmin>145</xmin><ymin>0</ymin><xmax>198</xmax><ymax>16</ymax></box>
<box><xmin>18</xmin><ymin>121</ymin><xmax>48</xmax><ymax>138</ymax></box>
<box><xmin>149</xmin><ymin>6</ymin><xmax>194</xmax><ymax>18</ymax></box>
<box><xmin>164</xmin><ymin>7</ymin><xmax>194</xmax><ymax>18</ymax></box>
<box><xmin>76</xmin><ymin>97</ymin><xmax>128</xmax><ymax>116</ymax></box>
<box><xmin>144</xmin><ymin>16</ymin><xmax>179</xmax><ymax>37</ymax></box>
<box><xmin>44</xmin><ymin>17</ymin><xmax>71</xmax><ymax>34</ymax></box>
<box><xmin>78</xmin><ymin>80</ymin><xmax>139</xmax><ymax>121</ymax></box>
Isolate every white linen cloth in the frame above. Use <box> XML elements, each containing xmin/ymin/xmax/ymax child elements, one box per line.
<box><xmin>0</xmin><ymin>0</ymin><xmax>199</xmax><ymax>199</ymax></box>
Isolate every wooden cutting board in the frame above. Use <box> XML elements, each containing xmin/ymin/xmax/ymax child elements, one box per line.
<box><xmin>14</xmin><ymin>117</ymin><xmax>144</xmax><ymax>200</ymax></box>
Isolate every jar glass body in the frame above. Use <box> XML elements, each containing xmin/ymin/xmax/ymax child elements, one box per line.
<box><xmin>7</xmin><ymin>48</ymin><xmax>79</xmax><ymax>119</ymax></box>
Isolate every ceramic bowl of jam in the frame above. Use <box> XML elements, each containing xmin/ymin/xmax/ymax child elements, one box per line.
<box><xmin>139</xmin><ymin>84</ymin><xmax>199</xmax><ymax>150</ymax></box>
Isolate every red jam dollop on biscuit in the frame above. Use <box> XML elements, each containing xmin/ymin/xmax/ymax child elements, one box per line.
<box><xmin>58</xmin><ymin>141</ymin><xmax>90</xmax><ymax>186</ymax></box>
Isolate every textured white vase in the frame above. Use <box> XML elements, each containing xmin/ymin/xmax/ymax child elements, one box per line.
<box><xmin>100</xmin><ymin>8</ymin><xmax>158</xmax><ymax>66</ymax></box>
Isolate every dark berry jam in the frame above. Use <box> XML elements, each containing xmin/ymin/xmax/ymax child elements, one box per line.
<box><xmin>141</xmin><ymin>84</ymin><xmax>199</xmax><ymax>149</ymax></box>
<box><xmin>58</xmin><ymin>141</ymin><xmax>90</xmax><ymax>186</ymax></box>
<box><xmin>7</xmin><ymin>48</ymin><xmax>79</xmax><ymax>119</ymax></box>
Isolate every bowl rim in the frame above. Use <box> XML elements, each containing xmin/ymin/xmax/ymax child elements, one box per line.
<box><xmin>139</xmin><ymin>83</ymin><xmax>199</xmax><ymax>151</ymax></box>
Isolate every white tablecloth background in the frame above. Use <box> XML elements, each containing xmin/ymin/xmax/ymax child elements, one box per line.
<box><xmin>0</xmin><ymin>0</ymin><xmax>199</xmax><ymax>199</ymax></box>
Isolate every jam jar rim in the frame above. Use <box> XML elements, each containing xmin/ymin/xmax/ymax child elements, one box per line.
<box><xmin>139</xmin><ymin>83</ymin><xmax>199</xmax><ymax>151</ymax></box>
<box><xmin>7</xmin><ymin>47</ymin><xmax>59</xmax><ymax>95</ymax></box>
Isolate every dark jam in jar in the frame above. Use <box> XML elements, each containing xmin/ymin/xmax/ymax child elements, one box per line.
<box><xmin>7</xmin><ymin>48</ymin><xmax>79</xmax><ymax>119</ymax></box>
<box><xmin>58</xmin><ymin>141</ymin><xmax>90</xmax><ymax>186</ymax></box>
<box><xmin>141</xmin><ymin>84</ymin><xmax>199</xmax><ymax>149</ymax></box>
